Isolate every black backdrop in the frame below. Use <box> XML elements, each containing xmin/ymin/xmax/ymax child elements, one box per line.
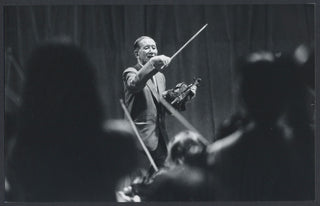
<box><xmin>4</xmin><ymin>4</ymin><xmax>314</xmax><ymax>141</ymax></box>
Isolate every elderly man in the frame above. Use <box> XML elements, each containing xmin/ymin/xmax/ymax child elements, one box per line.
<box><xmin>123</xmin><ymin>36</ymin><xmax>171</xmax><ymax>169</ymax></box>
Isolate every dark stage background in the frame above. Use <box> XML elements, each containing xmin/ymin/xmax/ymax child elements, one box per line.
<box><xmin>4</xmin><ymin>4</ymin><xmax>314</xmax><ymax>141</ymax></box>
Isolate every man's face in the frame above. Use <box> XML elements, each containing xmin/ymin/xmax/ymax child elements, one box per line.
<box><xmin>136</xmin><ymin>38</ymin><xmax>158</xmax><ymax>65</ymax></box>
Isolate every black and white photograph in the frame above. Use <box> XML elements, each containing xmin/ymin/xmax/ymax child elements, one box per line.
<box><xmin>1</xmin><ymin>2</ymin><xmax>318</xmax><ymax>204</ymax></box>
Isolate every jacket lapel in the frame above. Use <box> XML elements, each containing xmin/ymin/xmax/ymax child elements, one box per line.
<box><xmin>146</xmin><ymin>78</ymin><xmax>160</xmax><ymax>102</ymax></box>
<box><xmin>155</xmin><ymin>74</ymin><xmax>165</xmax><ymax>95</ymax></box>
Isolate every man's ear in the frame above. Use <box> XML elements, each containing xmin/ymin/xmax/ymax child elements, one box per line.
<box><xmin>134</xmin><ymin>50</ymin><xmax>139</xmax><ymax>58</ymax></box>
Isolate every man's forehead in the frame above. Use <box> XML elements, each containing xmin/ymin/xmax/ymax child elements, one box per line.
<box><xmin>139</xmin><ymin>38</ymin><xmax>156</xmax><ymax>46</ymax></box>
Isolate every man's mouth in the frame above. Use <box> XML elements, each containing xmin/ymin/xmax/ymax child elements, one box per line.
<box><xmin>147</xmin><ymin>54</ymin><xmax>155</xmax><ymax>58</ymax></box>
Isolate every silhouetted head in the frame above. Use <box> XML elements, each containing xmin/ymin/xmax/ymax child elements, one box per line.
<box><xmin>166</xmin><ymin>131</ymin><xmax>207</xmax><ymax>167</ymax></box>
<box><xmin>237</xmin><ymin>51</ymin><xmax>299</xmax><ymax>125</ymax></box>
<box><xmin>20</xmin><ymin>40</ymin><xmax>103</xmax><ymax>137</ymax></box>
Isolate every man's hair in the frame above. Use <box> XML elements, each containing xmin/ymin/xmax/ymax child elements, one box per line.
<box><xmin>133</xmin><ymin>36</ymin><xmax>153</xmax><ymax>51</ymax></box>
<box><xmin>165</xmin><ymin>130</ymin><xmax>207</xmax><ymax>166</ymax></box>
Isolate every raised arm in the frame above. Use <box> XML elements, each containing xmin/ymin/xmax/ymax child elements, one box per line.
<box><xmin>123</xmin><ymin>55</ymin><xmax>171</xmax><ymax>93</ymax></box>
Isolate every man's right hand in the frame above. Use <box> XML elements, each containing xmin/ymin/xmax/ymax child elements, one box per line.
<box><xmin>150</xmin><ymin>55</ymin><xmax>171</xmax><ymax>70</ymax></box>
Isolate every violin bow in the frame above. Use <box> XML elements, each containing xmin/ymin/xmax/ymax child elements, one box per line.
<box><xmin>170</xmin><ymin>23</ymin><xmax>208</xmax><ymax>61</ymax></box>
<box><xmin>119</xmin><ymin>99</ymin><xmax>159</xmax><ymax>172</ymax></box>
<box><xmin>159</xmin><ymin>97</ymin><xmax>209</xmax><ymax>145</ymax></box>
<box><xmin>159</xmin><ymin>24</ymin><xmax>209</xmax><ymax>145</ymax></box>
<box><xmin>160</xmin><ymin>23</ymin><xmax>208</xmax><ymax>70</ymax></box>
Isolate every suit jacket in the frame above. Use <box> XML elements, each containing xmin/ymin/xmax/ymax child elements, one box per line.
<box><xmin>123</xmin><ymin>62</ymin><xmax>168</xmax><ymax>151</ymax></box>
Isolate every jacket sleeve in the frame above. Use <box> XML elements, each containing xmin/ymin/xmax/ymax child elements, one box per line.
<box><xmin>123</xmin><ymin>61</ymin><xmax>158</xmax><ymax>93</ymax></box>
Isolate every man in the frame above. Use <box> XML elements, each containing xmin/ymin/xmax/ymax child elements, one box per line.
<box><xmin>122</xmin><ymin>36</ymin><xmax>171</xmax><ymax>169</ymax></box>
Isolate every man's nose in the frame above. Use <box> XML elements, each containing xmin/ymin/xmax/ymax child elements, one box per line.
<box><xmin>149</xmin><ymin>47</ymin><xmax>156</xmax><ymax>53</ymax></box>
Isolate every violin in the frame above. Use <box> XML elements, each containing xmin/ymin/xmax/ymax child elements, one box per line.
<box><xmin>163</xmin><ymin>78</ymin><xmax>201</xmax><ymax>111</ymax></box>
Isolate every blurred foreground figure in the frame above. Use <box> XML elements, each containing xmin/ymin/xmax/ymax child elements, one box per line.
<box><xmin>118</xmin><ymin>130</ymin><xmax>213</xmax><ymax>201</ymax></box>
<box><xmin>207</xmin><ymin>51</ymin><xmax>314</xmax><ymax>200</ymax></box>
<box><xmin>7</xmin><ymin>40</ymin><xmax>138</xmax><ymax>201</ymax></box>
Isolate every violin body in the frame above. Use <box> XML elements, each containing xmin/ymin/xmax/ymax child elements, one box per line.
<box><xmin>163</xmin><ymin>78</ymin><xmax>201</xmax><ymax>111</ymax></box>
